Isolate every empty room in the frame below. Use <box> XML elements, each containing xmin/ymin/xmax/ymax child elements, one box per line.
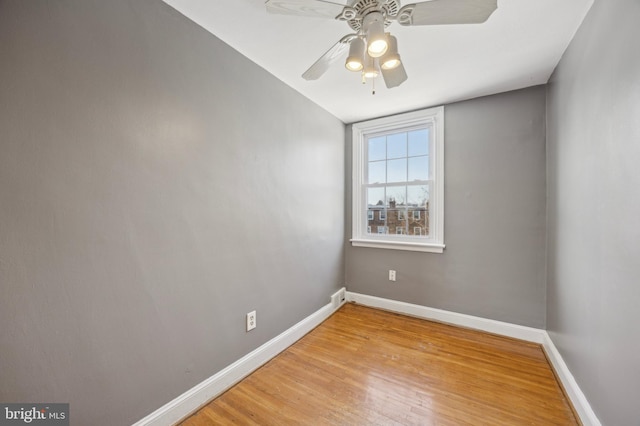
<box><xmin>1</xmin><ymin>0</ymin><xmax>638</xmax><ymax>425</ymax></box>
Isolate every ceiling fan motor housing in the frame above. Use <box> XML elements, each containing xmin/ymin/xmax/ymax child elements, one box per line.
<box><xmin>344</xmin><ymin>0</ymin><xmax>400</xmax><ymax>31</ymax></box>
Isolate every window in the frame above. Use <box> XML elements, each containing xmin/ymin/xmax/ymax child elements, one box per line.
<box><xmin>351</xmin><ymin>107</ymin><xmax>445</xmax><ymax>253</ymax></box>
<box><xmin>367</xmin><ymin>226</ymin><xmax>372</xmax><ymax>234</ymax></box>
<box><xmin>367</xmin><ymin>210</ymin><xmax>374</xmax><ymax>220</ymax></box>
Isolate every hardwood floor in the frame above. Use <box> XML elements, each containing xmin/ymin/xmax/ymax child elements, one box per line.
<box><xmin>181</xmin><ymin>303</ymin><xmax>579</xmax><ymax>425</ymax></box>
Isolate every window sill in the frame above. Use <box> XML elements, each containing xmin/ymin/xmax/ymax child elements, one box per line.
<box><xmin>350</xmin><ymin>239</ymin><xmax>445</xmax><ymax>253</ymax></box>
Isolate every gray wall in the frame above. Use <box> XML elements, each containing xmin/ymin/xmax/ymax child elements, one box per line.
<box><xmin>0</xmin><ymin>1</ymin><xmax>345</xmax><ymax>424</ymax></box>
<box><xmin>346</xmin><ymin>86</ymin><xmax>547</xmax><ymax>328</ymax></box>
<box><xmin>546</xmin><ymin>0</ymin><xmax>640</xmax><ymax>424</ymax></box>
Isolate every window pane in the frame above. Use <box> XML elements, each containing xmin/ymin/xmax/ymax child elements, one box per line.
<box><xmin>386</xmin><ymin>185</ymin><xmax>406</xmax><ymax>207</ymax></box>
<box><xmin>411</xmin><ymin>210</ymin><xmax>428</xmax><ymax>237</ymax></box>
<box><xmin>408</xmin><ymin>128</ymin><xmax>429</xmax><ymax>157</ymax></box>
<box><xmin>368</xmin><ymin>213</ymin><xmax>381</xmax><ymax>233</ymax></box>
<box><xmin>387</xmin><ymin>133</ymin><xmax>407</xmax><ymax>159</ymax></box>
<box><xmin>368</xmin><ymin>137</ymin><xmax>386</xmax><ymax>161</ymax></box>
<box><xmin>368</xmin><ymin>160</ymin><xmax>386</xmax><ymax>184</ymax></box>
<box><xmin>386</xmin><ymin>185</ymin><xmax>407</xmax><ymax>236</ymax></box>
<box><xmin>387</xmin><ymin>158</ymin><xmax>406</xmax><ymax>183</ymax></box>
<box><xmin>367</xmin><ymin>187</ymin><xmax>385</xmax><ymax>207</ymax></box>
<box><xmin>407</xmin><ymin>185</ymin><xmax>429</xmax><ymax>206</ymax></box>
<box><xmin>367</xmin><ymin>187</ymin><xmax>385</xmax><ymax>232</ymax></box>
<box><xmin>408</xmin><ymin>156</ymin><xmax>429</xmax><ymax>181</ymax></box>
<box><xmin>407</xmin><ymin>185</ymin><xmax>429</xmax><ymax>237</ymax></box>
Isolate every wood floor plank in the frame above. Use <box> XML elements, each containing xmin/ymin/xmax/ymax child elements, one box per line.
<box><xmin>180</xmin><ymin>303</ymin><xmax>579</xmax><ymax>425</ymax></box>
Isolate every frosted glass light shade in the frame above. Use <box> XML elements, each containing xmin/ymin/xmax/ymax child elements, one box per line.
<box><xmin>363</xmin><ymin>55</ymin><xmax>379</xmax><ymax>78</ymax></box>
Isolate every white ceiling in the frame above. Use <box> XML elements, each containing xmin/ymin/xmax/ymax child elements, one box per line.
<box><xmin>163</xmin><ymin>0</ymin><xmax>593</xmax><ymax>123</ymax></box>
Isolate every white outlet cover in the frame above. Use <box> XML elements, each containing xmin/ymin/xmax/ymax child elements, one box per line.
<box><xmin>246</xmin><ymin>310</ymin><xmax>256</xmax><ymax>331</ymax></box>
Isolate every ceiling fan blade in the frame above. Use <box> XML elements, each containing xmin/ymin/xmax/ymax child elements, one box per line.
<box><xmin>397</xmin><ymin>0</ymin><xmax>497</xmax><ymax>26</ymax></box>
<box><xmin>266</xmin><ymin>0</ymin><xmax>346</xmax><ymax>19</ymax></box>
<box><xmin>302</xmin><ymin>34</ymin><xmax>356</xmax><ymax>80</ymax></box>
<box><xmin>381</xmin><ymin>63</ymin><xmax>408</xmax><ymax>88</ymax></box>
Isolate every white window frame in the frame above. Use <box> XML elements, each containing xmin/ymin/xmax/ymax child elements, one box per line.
<box><xmin>351</xmin><ymin>106</ymin><xmax>445</xmax><ymax>253</ymax></box>
<box><xmin>413</xmin><ymin>210</ymin><xmax>421</xmax><ymax>220</ymax></box>
<box><xmin>379</xmin><ymin>210</ymin><xmax>386</xmax><ymax>220</ymax></box>
<box><xmin>367</xmin><ymin>210</ymin><xmax>374</xmax><ymax>221</ymax></box>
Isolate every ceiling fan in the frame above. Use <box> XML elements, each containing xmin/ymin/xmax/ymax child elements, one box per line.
<box><xmin>265</xmin><ymin>0</ymin><xmax>498</xmax><ymax>90</ymax></box>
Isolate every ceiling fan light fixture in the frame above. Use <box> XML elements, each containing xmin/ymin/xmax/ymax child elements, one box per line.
<box><xmin>363</xmin><ymin>12</ymin><xmax>388</xmax><ymax>58</ymax></box>
<box><xmin>364</xmin><ymin>68</ymin><xmax>379</xmax><ymax>79</ymax></box>
<box><xmin>363</xmin><ymin>56</ymin><xmax>379</xmax><ymax>79</ymax></box>
<box><xmin>368</xmin><ymin>38</ymin><xmax>387</xmax><ymax>58</ymax></box>
<box><xmin>345</xmin><ymin>60</ymin><xmax>363</xmax><ymax>72</ymax></box>
<box><xmin>345</xmin><ymin>37</ymin><xmax>365</xmax><ymax>71</ymax></box>
<box><xmin>381</xmin><ymin>58</ymin><xmax>400</xmax><ymax>70</ymax></box>
<box><xmin>380</xmin><ymin>34</ymin><xmax>401</xmax><ymax>70</ymax></box>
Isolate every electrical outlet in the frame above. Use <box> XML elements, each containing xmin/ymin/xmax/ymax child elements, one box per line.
<box><xmin>246</xmin><ymin>311</ymin><xmax>256</xmax><ymax>331</ymax></box>
<box><xmin>389</xmin><ymin>270</ymin><xmax>396</xmax><ymax>281</ymax></box>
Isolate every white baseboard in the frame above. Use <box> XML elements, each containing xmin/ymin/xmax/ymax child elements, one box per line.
<box><xmin>542</xmin><ymin>334</ymin><xmax>602</xmax><ymax>426</ymax></box>
<box><xmin>346</xmin><ymin>291</ymin><xmax>600</xmax><ymax>426</ymax></box>
<box><xmin>132</xmin><ymin>288</ymin><xmax>346</xmax><ymax>426</ymax></box>
<box><xmin>345</xmin><ymin>291</ymin><xmax>546</xmax><ymax>343</ymax></box>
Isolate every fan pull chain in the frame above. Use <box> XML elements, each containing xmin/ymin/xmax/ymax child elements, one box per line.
<box><xmin>372</xmin><ymin>76</ymin><xmax>376</xmax><ymax>95</ymax></box>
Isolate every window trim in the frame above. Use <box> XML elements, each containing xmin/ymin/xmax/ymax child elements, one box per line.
<box><xmin>350</xmin><ymin>107</ymin><xmax>445</xmax><ymax>253</ymax></box>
